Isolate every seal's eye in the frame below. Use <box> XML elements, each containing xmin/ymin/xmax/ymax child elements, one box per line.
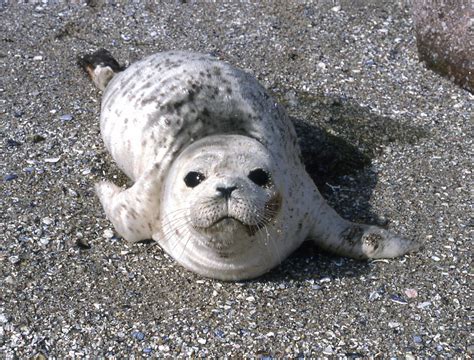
<box><xmin>248</xmin><ymin>168</ymin><xmax>270</xmax><ymax>187</ymax></box>
<box><xmin>184</xmin><ymin>171</ymin><xmax>206</xmax><ymax>188</ymax></box>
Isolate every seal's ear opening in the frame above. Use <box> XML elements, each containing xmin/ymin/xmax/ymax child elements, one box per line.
<box><xmin>77</xmin><ymin>49</ymin><xmax>125</xmax><ymax>91</ymax></box>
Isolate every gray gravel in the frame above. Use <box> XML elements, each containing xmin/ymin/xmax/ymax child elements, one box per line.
<box><xmin>1</xmin><ymin>2</ymin><xmax>472</xmax><ymax>358</ymax></box>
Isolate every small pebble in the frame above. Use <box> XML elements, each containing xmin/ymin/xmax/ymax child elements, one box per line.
<box><xmin>42</xmin><ymin>217</ymin><xmax>53</xmax><ymax>225</ymax></box>
<box><xmin>390</xmin><ymin>294</ymin><xmax>408</xmax><ymax>305</ymax></box>
<box><xmin>0</xmin><ymin>314</ymin><xmax>9</xmax><ymax>323</ymax></box>
<box><xmin>13</xmin><ymin>110</ymin><xmax>24</xmax><ymax>118</ymax></box>
<box><xmin>369</xmin><ymin>291</ymin><xmax>381</xmax><ymax>301</ymax></box>
<box><xmin>44</xmin><ymin>157</ymin><xmax>60</xmax><ymax>163</ymax></box>
<box><xmin>323</xmin><ymin>345</ymin><xmax>334</xmax><ymax>355</ymax></box>
<box><xmin>39</xmin><ymin>238</ymin><xmax>50</xmax><ymax>246</ymax></box>
<box><xmin>413</xmin><ymin>335</ymin><xmax>423</xmax><ymax>344</ymax></box>
<box><xmin>31</xmin><ymin>134</ymin><xmax>46</xmax><ymax>143</ymax></box>
<box><xmin>388</xmin><ymin>321</ymin><xmax>401</xmax><ymax>328</ymax></box>
<box><xmin>68</xmin><ymin>189</ymin><xmax>78</xmax><ymax>197</ymax></box>
<box><xmin>197</xmin><ymin>338</ymin><xmax>206</xmax><ymax>345</ymax></box>
<box><xmin>33</xmin><ymin>55</ymin><xmax>43</xmax><ymax>61</ymax></box>
<box><xmin>158</xmin><ymin>344</ymin><xmax>170</xmax><ymax>351</ymax></box>
<box><xmin>417</xmin><ymin>301</ymin><xmax>432</xmax><ymax>309</ymax></box>
<box><xmin>431</xmin><ymin>255</ymin><xmax>441</xmax><ymax>262</ymax></box>
<box><xmin>214</xmin><ymin>329</ymin><xmax>225</xmax><ymax>338</ymax></box>
<box><xmin>143</xmin><ymin>347</ymin><xmax>153</xmax><ymax>354</ymax></box>
<box><xmin>404</xmin><ymin>288</ymin><xmax>418</xmax><ymax>298</ymax></box>
<box><xmin>60</xmin><ymin>114</ymin><xmax>73</xmax><ymax>121</ymax></box>
<box><xmin>132</xmin><ymin>331</ymin><xmax>145</xmax><ymax>341</ymax></box>
<box><xmin>6</xmin><ymin>139</ymin><xmax>21</xmax><ymax>147</ymax></box>
<box><xmin>76</xmin><ymin>238</ymin><xmax>91</xmax><ymax>249</ymax></box>
<box><xmin>4</xmin><ymin>174</ymin><xmax>18</xmax><ymax>181</ymax></box>
<box><xmin>103</xmin><ymin>229</ymin><xmax>114</xmax><ymax>239</ymax></box>
<box><xmin>9</xmin><ymin>256</ymin><xmax>20</xmax><ymax>264</ymax></box>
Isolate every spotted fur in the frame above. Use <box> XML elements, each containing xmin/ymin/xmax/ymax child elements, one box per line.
<box><xmin>82</xmin><ymin>50</ymin><xmax>421</xmax><ymax>280</ymax></box>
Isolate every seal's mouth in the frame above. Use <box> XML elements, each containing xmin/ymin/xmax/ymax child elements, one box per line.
<box><xmin>197</xmin><ymin>216</ymin><xmax>259</xmax><ymax>237</ymax></box>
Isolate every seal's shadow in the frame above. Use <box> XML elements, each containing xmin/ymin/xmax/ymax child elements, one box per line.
<box><xmin>257</xmin><ymin>90</ymin><xmax>426</xmax><ymax>282</ymax></box>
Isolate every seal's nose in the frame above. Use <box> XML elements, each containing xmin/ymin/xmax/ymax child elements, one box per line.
<box><xmin>216</xmin><ymin>186</ymin><xmax>237</xmax><ymax>199</ymax></box>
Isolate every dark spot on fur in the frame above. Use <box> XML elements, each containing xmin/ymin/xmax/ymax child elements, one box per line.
<box><xmin>341</xmin><ymin>226</ymin><xmax>364</xmax><ymax>246</ymax></box>
<box><xmin>187</xmin><ymin>89</ymin><xmax>195</xmax><ymax>102</ymax></box>
<box><xmin>213</xmin><ymin>66</ymin><xmax>222</xmax><ymax>76</ymax></box>
<box><xmin>226</xmin><ymin>87</ymin><xmax>232</xmax><ymax>94</ymax></box>
<box><xmin>142</xmin><ymin>96</ymin><xmax>156</xmax><ymax>106</ymax></box>
<box><xmin>142</xmin><ymin>81</ymin><xmax>153</xmax><ymax>89</ymax></box>
<box><xmin>173</xmin><ymin>99</ymin><xmax>186</xmax><ymax>110</ymax></box>
<box><xmin>142</xmin><ymin>139</ymin><xmax>147</xmax><ymax>147</ymax></box>
<box><xmin>202</xmin><ymin>107</ymin><xmax>210</xmax><ymax>117</ymax></box>
<box><xmin>165</xmin><ymin>103</ymin><xmax>174</xmax><ymax>113</ymax></box>
<box><xmin>364</xmin><ymin>233</ymin><xmax>383</xmax><ymax>250</ymax></box>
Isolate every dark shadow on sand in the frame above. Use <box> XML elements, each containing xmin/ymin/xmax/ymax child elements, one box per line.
<box><xmin>253</xmin><ymin>89</ymin><xmax>427</xmax><ymax>282</ymax></box>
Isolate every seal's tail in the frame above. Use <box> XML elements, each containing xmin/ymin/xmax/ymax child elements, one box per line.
<box><xmin>77</xmin><ymin>49</ymin><xmax>124</xmax><ymax>91</ymax></box>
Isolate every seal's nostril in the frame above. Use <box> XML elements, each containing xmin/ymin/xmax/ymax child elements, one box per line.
<box><xmin>216</xmin><ymin>186</ymin><xmax>237</xmax><ymax>198</ymax></box>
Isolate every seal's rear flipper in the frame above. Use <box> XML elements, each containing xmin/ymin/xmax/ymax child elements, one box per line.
<box><xmin>309</xmin><ymin>203</ymin><xmax>422</xmax><ymax>259</ymax></box>
<box><xmin>77</xmin><ymin>49</ymin><xmax>125</xmax><ymax>91</ymax></box>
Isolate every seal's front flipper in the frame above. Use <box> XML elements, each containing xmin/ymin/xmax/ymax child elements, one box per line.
<box><xmin>96</xmin><ymin>181</ymin><xmax>156</xmax><ymax>243</ymax></box>
<box><xmin>309</xmin><ymin>202</ymin><xmax>421</xmax><ymax>259</ymax></box>
<box><xmin>78</xmin><ymin>49</ymin><xmax>125</xmax><ymax>91</ymax></box>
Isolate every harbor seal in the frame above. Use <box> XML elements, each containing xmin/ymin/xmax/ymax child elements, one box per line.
<box><xmin>79</xmin><ymin>49</ymin><xmax>420</xmax><ymax>280</ymax></box>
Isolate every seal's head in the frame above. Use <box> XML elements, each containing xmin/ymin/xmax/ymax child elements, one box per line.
<box><xmin>161</xmin><ymin>134</ymin><xmax>284</xmax><ymax>279</ymax></box>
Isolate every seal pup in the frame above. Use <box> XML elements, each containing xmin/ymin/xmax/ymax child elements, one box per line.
<box><xmin>79</xmin><ymin>49</ymin><xmax>420</xmax><ymax>280</ymax></box>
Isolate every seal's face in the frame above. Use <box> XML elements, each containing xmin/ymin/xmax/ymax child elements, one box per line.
<box><xmin>162</xmin><ymin>135</ymin><xmax>283</xmax><ymax>263</ymax></box>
